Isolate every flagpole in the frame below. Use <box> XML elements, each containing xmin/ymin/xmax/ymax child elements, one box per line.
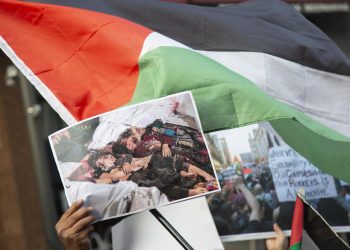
<box><xmin>150</xmin><ymin>209</ymin><xmax>194</xmax><ymax>250</ymax></box>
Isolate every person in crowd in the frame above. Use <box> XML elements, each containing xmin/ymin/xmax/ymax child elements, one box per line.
<box><xmin>231</xmin><ymin>193</ymin><xmax>250</xmax><ymax>234</ymax></box>
<box><xmin>259</xmin><ymin>166</ymin><xmax>274</xmax><ymax>193</ymax></box>
<box><xmin>231</xmin><ymin>176</ymin><xmax>268</xmax><ymax>233</ymax></box>
<box><xmin>207</xmin><ymin>192</ymin><xmax>234</xmax><ymax>235</ymax></box>
<box><xmin>208</xmin><ymin>173</ymin><xmax>275</xmax><ymax>234</ymax></box>
<box><xmin>253</xmin><ymin>184</ymin><xmax>278</xmax><ymax>222</ymax></box>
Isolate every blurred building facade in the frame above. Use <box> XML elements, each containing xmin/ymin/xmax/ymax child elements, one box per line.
<box><xmin>208</xmin><ymin>134</ymin><xmax>232</xmax><ymax>169</ymax></box>
<box><xmin>248</xmin><ymin>126</ymin><xmax>269</xmax><ymax>162</ymax></box>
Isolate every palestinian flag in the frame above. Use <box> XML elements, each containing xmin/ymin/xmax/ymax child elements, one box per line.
<box><xmin>289</xmin><ymin>194</ymin><xmax>349</xmax><ymax>250</ymax></box>
<box><xmin>289</xmin><ymin>195</ymin><xmax>304</xmax><ymax>250</ymax></box>
<box><xmin>0</xmin><ymin>0</ymin><xmax>350</xmax><ymax>183</ymax></box>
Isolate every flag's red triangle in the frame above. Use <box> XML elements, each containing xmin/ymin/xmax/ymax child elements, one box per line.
<box><xmin>0</xmin><ymin>0</ymin><xmax>151</xmax><ymax>120</ymax></box>
<box><xmin>289</xmin><ymin>195</ymin><xmax>304</xmax><ymax>249</ymax></box>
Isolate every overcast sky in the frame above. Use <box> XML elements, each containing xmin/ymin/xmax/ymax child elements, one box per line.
<box><xmin>209</xmin><ymin>124</ymin><xmax>258</xmax><ymax>158</ymax></box>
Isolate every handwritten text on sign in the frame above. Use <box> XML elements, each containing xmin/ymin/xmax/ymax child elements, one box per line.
<box><xmin>268</xmin><ymin>146</ymin><xmax>337</xmax><ymax>202</ymax></box>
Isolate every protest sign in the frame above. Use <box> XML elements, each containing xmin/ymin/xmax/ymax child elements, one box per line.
<box><xmin>221</xmin><ymin>168</ymin><xmax>236</xmax><ymax>180</ymax></box>
<box><xmin>221</xmin><ymin>166</ymin><xmax>239</xmax><ymax>181</ymax></box>
<box><xmin>268</xmin><ymin>145</ymin><xmax>337</xmax><ymax>202</ymax></box>
<box><xmin>206</xmin><ymin>123</ymin><xmax>350</xmax><ymax>242</ymax></box>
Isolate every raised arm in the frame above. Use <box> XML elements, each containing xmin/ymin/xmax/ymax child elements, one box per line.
<box><xmin>233</xmin><ymin>176</ymin><xmax>261</xmax><ymax>222</ymax></box>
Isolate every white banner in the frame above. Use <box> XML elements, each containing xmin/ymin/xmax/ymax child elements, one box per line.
<box><xmin>221</xmin><ymin>166</ymin><xmax>237</xmax><ymax>181</ymax></box>
<box><xmin>268</xmin><ymin>145</ymin><xmax>337</xmax><ymax>202</ymax></box>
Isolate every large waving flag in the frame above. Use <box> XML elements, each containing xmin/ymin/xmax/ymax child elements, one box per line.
<box><xmin>1</xmin><ymin>0</ymin><xmax>350</xmax><ymax>183</ymax></box>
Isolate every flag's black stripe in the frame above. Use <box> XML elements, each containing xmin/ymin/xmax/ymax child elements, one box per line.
<box><xmin>31</xmin><ymin>0</ymin><xmax>350</xmax><ymax>76</ymax></box>
<box><xmin>304</xmin><ymin>199</ymin><xmax>350</xmax><ymax>250</ymax></box>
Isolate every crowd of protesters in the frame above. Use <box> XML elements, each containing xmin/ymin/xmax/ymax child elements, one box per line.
<box><xmin>207</xmin><ymin>162</ymin><xmax>350</xmax><ymax>236</ymax></box>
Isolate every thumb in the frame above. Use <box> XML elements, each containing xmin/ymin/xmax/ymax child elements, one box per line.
<box><xmin>273</xmin><ymin>223</ymin><xmax>284</xmax><ymax>236</ymax></box>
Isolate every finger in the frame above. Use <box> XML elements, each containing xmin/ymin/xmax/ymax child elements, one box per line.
<box><xmin>265</xmin><ymin>239</ymin><xmax>274</xmax><ymax>249</ymax></box>
<box><xmin>64</xmin><ymin>207</ymin><xmax>94</xmax><ymax>230</ymax></box>
<box><xmin>61</xmin><ymin>199</ymin><xmax>84</xmax><ymax>220</ymax></box>
<box><xmin>71</xmin><ymin>215</ymin><xmax>95</xmax><ymax>234</ymax></box>
<box><xmin>69</xmin><ymin>226</ymin><xmax>94</xmax><ymax>246</ymax></box>
<box><xmin>273</xmin><ymin>223</ymin><xmax>284</xmax><ymax>237</ymax></box>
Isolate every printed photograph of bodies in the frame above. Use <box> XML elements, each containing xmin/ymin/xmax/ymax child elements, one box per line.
<box><xmin>49</xmin><ymin>92</ymin><xmax>219</xmax><ymax>221</ymax></box>
<box><xmin>206</xmin><ymin>123</ymin><xmax>350</xmax><ymax>241</ymax></box>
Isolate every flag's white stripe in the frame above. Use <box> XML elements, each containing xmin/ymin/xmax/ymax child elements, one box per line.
<box><xmin>141</xmin><ymin>32</ymin><xmax>350</xmax><ymax>137</ymax></box>
<box><xmin>0</xmin><ymin>36</ymin><xmax>77</xmax><ymax>125</ymax></box>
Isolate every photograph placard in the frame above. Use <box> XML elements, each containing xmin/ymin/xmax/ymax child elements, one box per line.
<box><xmin>205</xmin><ymin>123</ymin><xmax>350</xmax><ymax>241</ymax></box>
<box><xmin>49</xmin><ymin>92</ymin><xmax>219</xmax><ymax>221</ymax></box>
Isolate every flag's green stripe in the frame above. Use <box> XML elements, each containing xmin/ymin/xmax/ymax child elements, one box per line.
<box><xmin>289</xmin><ymin>242</ymin><xmax>302</xmax><ymax>250</ymax></box>
<box><xmin>271</xmin><ymin>118</ymin><xmax>350</xmax><ymax>184</ymax></box>
<box><xmin>129</xmin><ymin>46</ymin><xmax>350</xmax><ymax>182</ymax></box>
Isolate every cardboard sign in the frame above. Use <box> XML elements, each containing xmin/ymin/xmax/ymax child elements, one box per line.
<box><xmin>268</xmin><ymin>145</ymin><xmax>337</xmax><ymax>202</ymax></box>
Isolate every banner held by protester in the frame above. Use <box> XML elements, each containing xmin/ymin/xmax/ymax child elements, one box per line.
<box><xmin>269</xmin><ymin>145</ymin><xmax>337</xmax><ymax>202</ymax></box>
